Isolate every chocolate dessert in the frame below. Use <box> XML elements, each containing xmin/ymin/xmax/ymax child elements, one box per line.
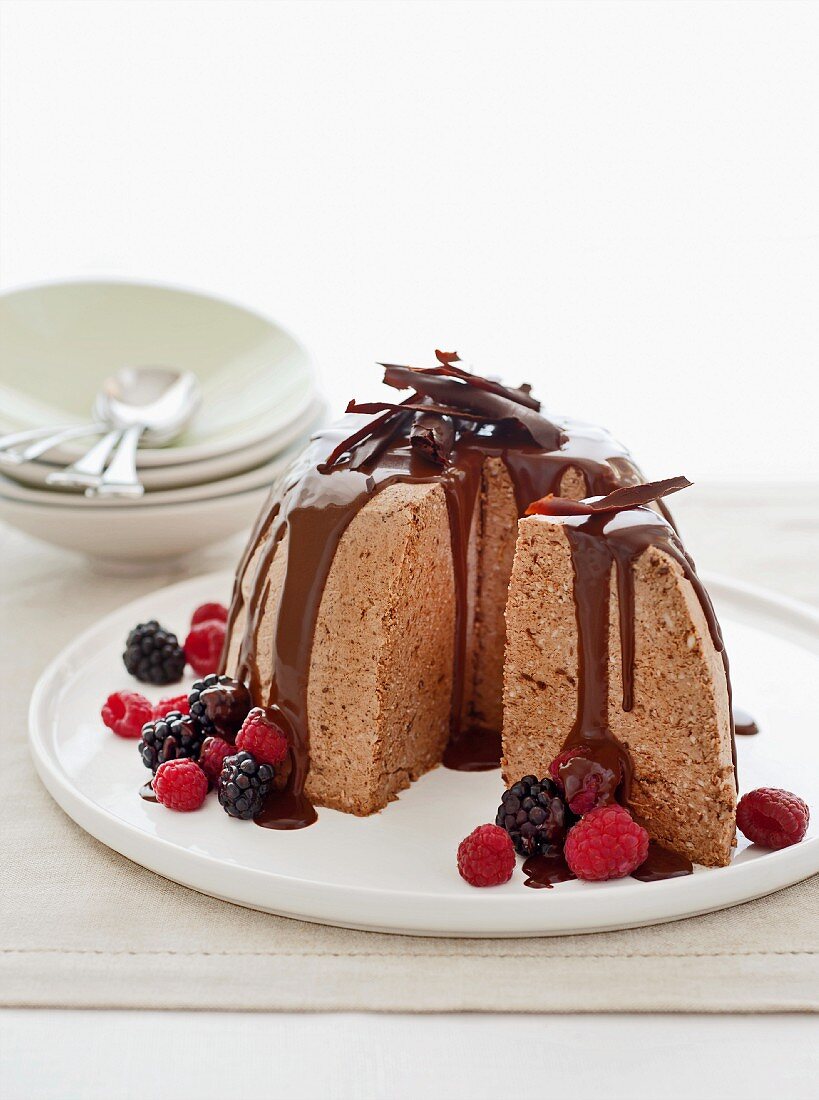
<box><xmin>220</xmin><ymin>352</ymin><xmax>736</xmax><ymax>852</ymax></box>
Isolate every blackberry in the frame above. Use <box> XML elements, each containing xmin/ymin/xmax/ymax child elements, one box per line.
<box><xmin>188</xmin><ymin>673</ymin><xmax>251</xmax><ymax>740</ymax></box>
<box><xmin>218</xmin><ymin>751</ymin><xmax>274</xmax><ymax>819</ymax></box>
<box><xmin>496</xmin><ymin>775</ymin><xmax>571</xmax><ymax>856</ymax></box>
<box><xmin>123</xmin><ymin>620</ymin><xmax>186</xmax><ymax>685</ymax></box>
<box><xmin>139</xmin><ymin>711</ymin><xmax>205</xmax><ymax>773</ymax></box>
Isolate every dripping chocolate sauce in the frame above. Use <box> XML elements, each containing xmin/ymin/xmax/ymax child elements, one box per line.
<box><xmin>522</xmin><ymin>852</ymin><xmax>576</xmax><ymax>888</ymax></box>
<box><xmin>254</xmin><ymin>787</ymin><xmax>318</xmax><ymax>830</ymax></box>
<box><xmin>442</xmin><ymin>726</ymin><xmax>502</xmax><ymax>771</ymax></box>
<box><xmin>733</xmin><ymin>707</ymin><xmax>759</xmax><ymax>736</ymax></box>
<box><xmin>522</xmin><ymin>842</ymin><xmax>693</xmax><ymax>886</ymax></box>
<box><xmin>558</xmin><ymin>505</ymin><xmax>735</xmax><ymax>791</ymax></box>
<box><xmin>139</xmin><ymin>781</ymin><xmax>157</xmax><ymax>803</ymax></box>
<box><xmin>219</xmin><ymin>363</ymin><xmax>735</xmax><ymax>832</ymax></box>
<box><xmin>630</xmin><ymin>841</ymin><xmax>693</xmax><ymax>882</ymax></box>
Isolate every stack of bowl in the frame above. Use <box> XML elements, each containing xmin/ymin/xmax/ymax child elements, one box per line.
<box><xmin>0</xmin><ymin>281</ymin><xmax>324</xmax><ymax>565</ymax></box>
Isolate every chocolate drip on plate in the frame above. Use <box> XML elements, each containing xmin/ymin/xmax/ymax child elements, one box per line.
<box><xmin>522</xmin><ymin>852</ymin><xmax>576</xmax><ymax>889</ymax></box>
<box><xmin>631</xmin><ymin>841</ymin><xmax>694</xmax><ymax>882</ymax></box>
<box><xmin>733</xmin><ymin>707</ymin><xmax>759</xmax><ymax>736</ymax></box>
<box><xmin>139</xmin><ymin>781</ymin><xmax>158</xmax><ymax>803</ymax></box>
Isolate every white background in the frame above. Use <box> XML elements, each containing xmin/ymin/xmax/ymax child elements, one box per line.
<box><xmin>1</xmin><ymin>0</ymin><xmax>818</xmax><ymax>482</ymax></box>
<box><xmin>2</xmin><ymin>3</ymin><xmax>817</xmax><ymax>1097</ymax></box>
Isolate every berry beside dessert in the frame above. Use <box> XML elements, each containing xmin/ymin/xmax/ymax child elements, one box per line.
<box><xmin>98</xmin><ymin>356</ymin><xmax>810</xmax><ymax>892</ymax></box>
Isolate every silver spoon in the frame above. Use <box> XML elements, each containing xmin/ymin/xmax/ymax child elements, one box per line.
<box><xmin>0</xmin><ymin>422</ymin><xmax>108</xmax><ymax>464</ymax></box>
<box><xmin>46</xmin><ymin>367</ymin><xmax>201</xmax><ymax>496</ymax></box>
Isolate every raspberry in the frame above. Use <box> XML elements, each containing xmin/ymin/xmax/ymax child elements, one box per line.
<box><xmin>153</xmin><ymin>758</ymin><xmax>208</xmax><ymax>811</ymax></box>
<box><xmin>199</xmin><ymin>735</ymin><xmax>236</xmax><ymax>785</ymax></box>
<box><xmin>184</xmin><ymin>620</ymin><xmax>227</xmax><ymax>677</ymax></box>
<box><xmin>457</xmin><ymin>824</ymin><xmax>516</xmax><ymax>887</ymax></box>
<box><xmin>564</xmin><ymin>804</ymin><xmax>649</xmax><ymax>881</ymax></box>
<box><xmin>154</xmin><ymin>694</ymin><xmax>190</xmax><ymax>719</ymax></box>
<box><xmin>548</xmin><ymin>745</ymin><xmax>592</xmax><ymax>789</ymax></box>
<box><xmin>235</xmin><ymin>707</ymin><xmax>289</xmax><ymax>766</ymax></box>
<box><xmin>100</xmin><ymin>691</ymin><xmax>154</xmax><ymax>739</ymax></box>
<box><xmin>191</xmin><ymin>602</ymin><xmax>228</xmax><ymax>627</ymax></box>
<box><xmin>737</xmin><ymin>788</ymin><xmax>810</xmax><ymax>850</ymax></box>
<box><xmin>560</xmin><ymin>756</ymin><xmax>621</xmax><ymax>816</ymax></box>
<box><xmin>495</xmin><ymin>775</ymin><xmax>570</xmax><ymax>856</ymax></box>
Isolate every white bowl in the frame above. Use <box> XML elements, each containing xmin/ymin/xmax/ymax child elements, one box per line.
<box><xmin>0</xmin><ymin>396</ymin><xmax>326</xmax><ymax>492</ymax></box>
<box><xmin>0</xmin><ymin>486</ymin><xmax>268</xmax><ymax>565</ymax></box>
<box><xmin>0</xmin><ymin>437</ymin><xmax>304</xmax><ymax>509</ymax></box>
<box><xmin>0</xmin><ymin>279</ymin><xmax>317</xmax><ymax>466</ymax></box>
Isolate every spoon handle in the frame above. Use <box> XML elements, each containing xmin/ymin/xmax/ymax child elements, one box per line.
<box><xmin>45</xmin><ymin>429</ymin><xmax>123</xmax><ymax>489</ymax></box>
<box><xmin>90</xmin><ymin>424</ymin><xmax>145</xmax><ymax>498</ymax></box>
<box><xmin>0</xmin><ymin>422</ymin><xmax>105</xmax><ymax>463</ymax></box>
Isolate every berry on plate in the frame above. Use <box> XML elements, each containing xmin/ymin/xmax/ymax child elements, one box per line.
<box><xmin>184</xmin><ymin>620</ymin><xmax>227</xmax><ymax>677</ymax></box>
<box><xmin>218</xmin><ymin>751</ymin><xmax>275</xmax><ymax>819</ymax></box>
<box><xmin>736</xmin><ymin>787</ymin><xmax>809</xmax><ymax>850</ymax></box>
<box><xmin>495</xmin><ymin>775</ymin><xmax>569</xmax><ymax>856</ymax></box>
<box><xmin>123</xmin><ymin>620</ymin><xmax>186</xmax><ymax>685</ymax></box>
<box><xmin>199</xmin><ymin>735</ymin><xmax>236</xmax><ymax>785</ymax></box>
<box><xmin>153</xmin><ymin>758</ymin><xmax>208</xmax><ymax>811</ymax></box>
<box><xmin>564</xmin><ymin>804</ymin><xmax>649</xmax><ymax>881</ymax></box>
<box><xmin>457</xmin><ymin>824</ymin><xmax>516</xmax><ymax>887</ymax></box>
<box><xmin>191</xmin><ymin>602</ymin><xmax>228</xmax><ymax>627</ymax></box>
<box><xmin>188</xmin><ymin>673</ymin><xmax>251</xmax><ymax>739</ymax></box>
<box><xmin>559</xmin><ymin>756</ymin><xmax>622</xmax><ymax>816</ymax></box>
<box><xmin>235</xmin><ymin>707</ymin><xmax>289</xmax><ymax>767</ymax></box>
<box><xmin>101</xmin><ymin>691</ymin><xmax>154</xmax><ymax>739</ymax></box>
<box><xmin>547</xmin><ymin>744</ymin><xmax>592</xmax><ymax>790</ymax></box>
<box><xmin>139</xmin><ymin>711</ymin><xmax>205</xmax><ymax>773</ymax></box>
<box><xmin>153</xmin><ymin>693</ymin><xmax>190</xmax><ymax>719</ymax></box>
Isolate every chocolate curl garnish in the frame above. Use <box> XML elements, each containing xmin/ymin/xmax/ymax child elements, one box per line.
<box><xmin>380</xmin><ymin>366</ymin><xmax>563</xmax><ymax>450</ymax></box>
<box><xmin>321</xmin><ymin>393</ymin><xmax>420</xmax><ymax>469</ymax></box>
<box><xmin>320</xmin><ymin>405</ymin><xmax>398</xmax><ymax>469</ymax></box>
<box><xmin>348</xmin><ymin>409</ymin><xmax>413</xmax><ymax>470</ymax></box>
<box><xmin>379</xmin><ymin>361</ymin><xmax>541</xmax><ymax>412</ymax></box>
<box><xmin>347</xmin><ymin>399</ymin><xmax>499</xmax><ymax>421</ymax></box>
<box><xmin>410</xmin><ymin>412</ymin><xmax>455</xmax><ymax>467</ymax></box>
<box><xmin>526</xmin><ymin>476</ymin><xmax>692</xmax><ymax>517</ymax></box>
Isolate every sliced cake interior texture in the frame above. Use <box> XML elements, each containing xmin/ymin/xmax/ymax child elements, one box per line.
<box><xmin>224</xmin><ymin>459</ymin><xmax>592</xmax><ymax>815</ymax></box>
<box><xmin>503</xmin><ymin>513</ymin><xmax>736</xmax><ymax>867</ymax></box>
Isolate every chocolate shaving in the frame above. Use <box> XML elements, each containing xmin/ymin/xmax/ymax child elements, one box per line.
<box><xmin>346</xmin><ymin>399</ymin><xmax>494</xmax><ymax>421</ymax></box>
<box><xmin>348</xmin><ymin>409</ymin><xmax>414</xmax><ymax>470</ymax></box>
<box><xmin>320</xmin><ymin>406</ymin><xmax>396</xmax><ymax>469</ymax></box>
<box><xmin>379</xmin><ymin>361</ymin><xmax>541</xmax><ymax>411</ymax></box>
<box><xmin>321</xmin><ymin>395</ymin><xmax>418</xmax><ymax>469</ymax></box>
<box><xmin>526</xmin><ymin>476</ymin><xmax>692</xmax><ymax>517</ymax></box>
<box><xmin>322</xmin><ymin>354</ymin><xmax>562</xmax><ymax>470</ymax></box>
<box><xmin>410</xmin><ymin>413</ymin><xmax>455</xmax><ymax>467</ymax></box>
<box><xmin>380</xmin><ymin>366</ymin><xmax>563</xmax><ymax>449</ymax></box>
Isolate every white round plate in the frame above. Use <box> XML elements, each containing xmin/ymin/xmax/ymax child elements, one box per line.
<box><xmin>0</xmin><ymin>279</ymin><xmax>316</xmax><ymax>465</ymax></box>
<box><xmin>29</xmin><ymin>571</ymin><xmax>819</xmax><ymax>936</ymax></box>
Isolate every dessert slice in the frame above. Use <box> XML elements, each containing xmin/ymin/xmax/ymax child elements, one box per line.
<box><xmin>226</xmin><ymin>481</ymin><xmax>457</xmax><ymax>816</ymax></box>
<box><xmin>502</xmin><ymin>480</ymin><xmax>736</xmax><ymax>867</ymax></box>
